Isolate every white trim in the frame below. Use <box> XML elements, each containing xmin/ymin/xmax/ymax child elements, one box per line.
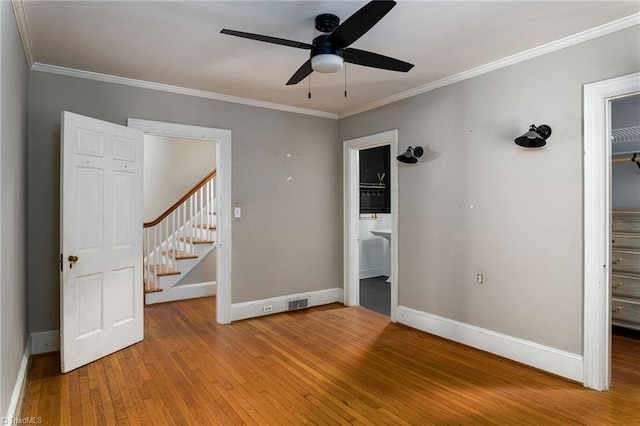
<box><xmin>343</xmin><ymin>130</ymin><xmax>398</xmax><ymax>321</ymax></box>
<box><xmin>30</xmin><ymin>330</ymin><xmax>60</xmax><ymax>354</ymax></box>
<box><xmin>32</xmin><ymin>63</ymin><xmax>337</xmax><ymax>120</ymax></box>
<box><xmin>128</xmin><ymin>119</ymin><xmax>232</xmax><ymax>324</ymax></box>
<box><xmin>397</xmin><ymin>306</ymin><xmax>584</xmax><ymax>383</ymax></box>
<box><xmin>5</xmin><ymin>341</ymin><xmax>31</xmax><ymax>420</ymax></box>
<box><xmin>231</xmin><ymin>288</ymin><xmax>341</xmax><ymax>322</ymax></box>
<box><xmin>339</xmin><ymin>14</ymin><xmax>640</xmax><ymax>119</ymax></box>
<box><xmin>10</xmin><ymin>1</ymin><xmax>34</xmax><ymax>67</ymax></box>
<box><xmin>145</xmin><ymin>281</ymin><xmax>216</xmax><ymax>305</ymax></box>
<box><xmin>583</xmin><ymin>72</ymin><xmax>640</xmax><ymax>391</ymax></box>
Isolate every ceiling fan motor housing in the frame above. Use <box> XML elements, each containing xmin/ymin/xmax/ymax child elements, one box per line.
<box><xmin>311</xmin><ymin>35</ymin><xmax>344</xmax><ymax>58</ymax></box>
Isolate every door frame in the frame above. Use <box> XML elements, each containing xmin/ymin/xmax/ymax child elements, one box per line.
<box><xmin>583</xmin><ymin>72</ymin><xmax>640</xmax><ymax>390</ymax></box>
<box><xmin>128</xmin><ymin>119</ymin><xmax>232</xmax><ymax>324</ymax></box>
<box><xmin>343</xmin><ymin>130</ymin><xmax>399</xmax><ymax>321</ymax></box>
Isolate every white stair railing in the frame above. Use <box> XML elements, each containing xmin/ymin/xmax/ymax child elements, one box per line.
<box><xmin>143</xmin><ymin>170</ymin><xmax>216</xmax><ymax>293</ymax></box>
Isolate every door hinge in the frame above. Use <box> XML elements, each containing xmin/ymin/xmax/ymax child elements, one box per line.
<box><xmin>59</xmin><ymin>253</ymin><xmax>63</xmax><ymax>272</ymax></box>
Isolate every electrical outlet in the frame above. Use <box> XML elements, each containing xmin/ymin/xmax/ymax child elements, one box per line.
<box><xmin>262</xmin><ymin>305</ymin><xmax>273</xmax><ymax>313</ymax></box>
<box><xmin>476</xmin><ymin>273</ymin><xmax>484</xmax><ymax>284</ymax></box>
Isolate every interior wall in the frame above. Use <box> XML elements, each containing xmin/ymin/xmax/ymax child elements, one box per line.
<box><xmin>338</xmin><ymin>26</ymin><xmax>640</xmax><ymax>354</ymax></box>
<box><xmin>143</xmin><ymin>135</ymin><xmax>217</xmax><ymax>223</ymax></box>
<box><xmin>0</xmin><ymin>2</ymin><xmax>29</xmax><ymax>416</ymax></box>
<box><xmin>27</xmin><ymin>72</ymin><xmax>339</xmax><ymax>333</ymax></box>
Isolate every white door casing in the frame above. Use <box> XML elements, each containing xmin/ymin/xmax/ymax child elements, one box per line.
<box><xmin>343</xmin><ymin>130</ymin><xmax>399</xmax><ymax>321</ymax></box>
<box><xmin>127</xmin><ymin>119</ymin><xmax>232</xmax><ymax>324</ymax></box>
<box><xmin>583</xmin><ymin>72</ymin><xmax>640</xmax><ymax>391</ymax></box>
<box><xmin>60</xmin><ymin>111</ymin><xmax>144</xmax><ymax>373</ymax></box>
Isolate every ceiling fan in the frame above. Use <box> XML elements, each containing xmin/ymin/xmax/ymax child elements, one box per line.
<box><xmin>220</xmin><ymin>0</ymin><xmax>414</xmax><ymax>86</ymax></box>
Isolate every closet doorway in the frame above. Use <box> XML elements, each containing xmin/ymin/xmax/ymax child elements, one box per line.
<box><xmin>583</xmin><ymin>72</ymin><xmax>640</xmax><ymax>390</ymax></box>
<box><xmin>610</xmin><ymin>94</ymin><xmax>640</xmax><ymax>380</ymax></box>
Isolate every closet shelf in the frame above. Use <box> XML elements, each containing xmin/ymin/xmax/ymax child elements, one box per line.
<box><xmin>612</xmin><ymin>126</ymin><xmax>640</xmax><ymax>144</ymax></box>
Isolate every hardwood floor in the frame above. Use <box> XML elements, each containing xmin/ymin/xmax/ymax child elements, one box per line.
<box><xmin>21</xmin><ymin>298</ymin><xmax>640</xmax><ymax>425</ymax></box>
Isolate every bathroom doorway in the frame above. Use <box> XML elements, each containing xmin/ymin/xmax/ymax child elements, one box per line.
<box><xmin>343</xmin><ymin>130</ymin><xmax>399</xmax><ymax>321</ymax></box>
<box><xmin>359</xmin><ymin>145</ymin><xmax>391</xmax><ymax>316</ymax></box>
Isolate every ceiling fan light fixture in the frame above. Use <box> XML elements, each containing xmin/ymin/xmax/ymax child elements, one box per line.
<box><xmin>311</xmin><ymin>54</ymin><xmax>344</xmax><ymax>73</ymax></box>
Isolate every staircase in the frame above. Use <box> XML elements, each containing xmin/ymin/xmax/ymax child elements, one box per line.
<box><xmin>143</xmin><ymin>170</ymin><xmax>217</xmax><ymax>304</ymax></box>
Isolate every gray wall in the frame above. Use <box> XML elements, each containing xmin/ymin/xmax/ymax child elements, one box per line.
<box><xmin>179</xmin><ymin>250</ymin><xmax>216</xmax><ymax>287</ymax></box>
<box><xmin>338</xmin><ymin>26</ymin><xmax>640</xmax><ymax>354</ymax></box>
<box><xmin>28</xmin><ymin>72</ymin><xmax>339</xmax><ymax>333</ymax></box>
<box><xmin>612</xmin><ymin>95</ymin><xmax>640</xmax><ymax>210</ymax></box>
<box><xmin>143</xmin><ymin>135</ymin><xmax>217</xmax><ymax>222</ymax></box>
<box><xmin>0</xmin><ymin>2</ymin><xmax>29</xmax><ymax>416</ymax></box>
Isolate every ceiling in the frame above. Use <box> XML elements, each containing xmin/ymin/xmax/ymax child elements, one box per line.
<box><xmin>19</xmin><ymin>1</ymin><xmax>640</xmax><ymax>117</ymax></box>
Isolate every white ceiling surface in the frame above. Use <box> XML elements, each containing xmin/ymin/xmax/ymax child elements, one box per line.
<box><xmin>22</xmin><ymin>1</ymin><xmax>640</xmax><ymax>116</ymax></box>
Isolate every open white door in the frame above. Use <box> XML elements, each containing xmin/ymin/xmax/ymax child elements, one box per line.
<box><xmin>60</xmin><ymin>111</ymin><xmax>144</xmax><ymax>373</ymax></box>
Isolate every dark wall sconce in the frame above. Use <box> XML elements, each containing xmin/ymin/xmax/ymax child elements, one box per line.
<box><xmin>397</xmin><ymin>146</ymin><xmax>424</xmax><ymax>163</ymax></box>
<box><xmin>515</xmin><ymin>124</ymin><xmax>552</xmax><ymax>148</ymax></box>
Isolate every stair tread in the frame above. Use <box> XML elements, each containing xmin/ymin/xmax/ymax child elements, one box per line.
<box><xmin>179</xmin><ymin>237</ymin><xmax>215</xmax><ymax>244</ymax></box>
<box><xmin>162</xmin><ymin>250</ymin><xmax>198</xmax><ymax>260</ymax></box>
<box><xmin>143</xmin><ymin>278</ymin><xmax>163</xmax><ymax>294</ymax></box>
<box><xmin>194</xmin><ymin>224</ymin><xmax>217</xmax><ymax>230</ymax></box>
<box><xmin>148</xmin><ymin>264</ymin><xmax>181</xmax><ymax>276</ymax></box>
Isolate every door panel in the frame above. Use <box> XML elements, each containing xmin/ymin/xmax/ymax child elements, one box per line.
<box><xmin>61</xmin><ymin>111</ymin><xmax>144</xmax><ymax>373</ymax></box>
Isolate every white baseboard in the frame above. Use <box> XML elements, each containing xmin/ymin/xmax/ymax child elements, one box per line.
<box><xmin>396</xmin><ymin>306</ymin><xmax>584</xmax><ymax>383</ymax></box>
<box><xmin>231</xmin><ymin>288</ymin><xmax>342</xmax><ymax>322</ymax></box>
<box><xmin>145</xmin><ymin>281</ymin><xmax>216</xmax><ymax>305</ymax></box>
<box><xmin>6</xmin><ymin>341</ymin><xmax>31</xmax><ymax>420</ymax></box>
<box><xmin>30</xmin><ymin>330</ymin><xmax>60</xmax><ymax>355</ymax></box>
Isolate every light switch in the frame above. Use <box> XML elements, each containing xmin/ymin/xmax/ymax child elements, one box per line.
<box><xmin>234</xmin><ymin>207</ymin><xmax>242</xmax><ymax>218</ymax></box>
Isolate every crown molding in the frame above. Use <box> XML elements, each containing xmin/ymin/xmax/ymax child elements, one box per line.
<box><xmin>24</xmin><ymin>11</ymin><xmax>639</xmax><ymax>122</ymax></box>
<box><xmin>11</xmin><ymin>0</ymin><xmax>35</xmax><ymax>67</ymax></box>
<box><xmin>338</xmin><ymin>13</ymin><xmax>640</xmax><ymax>119</ymax></box>
<box><xmin>30</xmin><ymin>63</ymin><xmax>338</xmax><ymax>120</ymax></box>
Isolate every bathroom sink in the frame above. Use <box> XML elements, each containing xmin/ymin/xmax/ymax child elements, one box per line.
<box><xmin>370</xmin><ymin>229</ymin><xmax>391</xmax><ymax>240</ymax></box>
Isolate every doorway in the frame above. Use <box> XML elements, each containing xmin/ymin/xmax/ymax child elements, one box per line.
<box><xmin>359</xmin><ymin>145</ymin><xmax>392</xmax><ymax>316</ymax></box>
<box><xmin>128</xmin><ymin>119</ymin><xmax>232</xmax><ymax>324</ymax></box>
<box><xmin>583</xmin><ymin>72</ymin><xmax>640</xmax><ymax>390</ymax></box>
<box><xmin>143</xmin><ymin>134</ymin><xmax>218</xmax><ymax>303</ymax></box>
<box><xmin>343</xmin><ymin>130</ymin><xmax>399</xmax><ymax>321</ymax></box>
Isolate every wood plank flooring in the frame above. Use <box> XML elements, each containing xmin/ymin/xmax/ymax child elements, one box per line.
<box><xmin>21</xmin><ymin>298</ymin><xmax>640</xmax><ymax>425</ymax></box>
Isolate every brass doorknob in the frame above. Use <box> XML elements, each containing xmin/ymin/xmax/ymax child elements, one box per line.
<box><xmin>68</xmin><ymin>255</ymin><xmax>78</xmax><ymax>262</ymax></box>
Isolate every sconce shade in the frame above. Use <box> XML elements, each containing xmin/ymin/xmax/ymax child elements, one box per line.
<box><xmin>397</xmin><ymin>146</ymin><xmax>424</xmax><ymax>163</ymax></box>
<box><xmin>515</xmin><ymin>124</ymin><xmax>552</xmax><ymax>148</ymax></box>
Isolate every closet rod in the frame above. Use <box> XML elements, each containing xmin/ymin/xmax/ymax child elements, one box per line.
<box><xmin>612</xmin><ymin>153</ymin><xmax>640</xmax><ymax>170</ymax></box>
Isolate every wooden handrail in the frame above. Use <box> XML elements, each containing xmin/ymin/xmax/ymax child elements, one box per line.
<box><xmin>143</xmin><ymin>169</ymin><xmax>216</xmax><ymax>228</ymax></box>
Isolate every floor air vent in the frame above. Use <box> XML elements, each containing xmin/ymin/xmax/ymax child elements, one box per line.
<box><xmin>287</xmin><ymin>298</ymin><xmax>309</xmax><ymax>311</ymax></box>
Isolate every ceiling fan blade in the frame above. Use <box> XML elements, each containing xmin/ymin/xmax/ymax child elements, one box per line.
<box><xmin>327</xmin><ymin>1</ymin><xmax>396</xmax><ymax>48</ymax></box>
<box><xmin>286</xmin><ymin>60</ymin><xmax>313</xmax><ymax>86</ymax></box>
<box><xmin>220</xmin><ymin>29</ymin><xmax>313</xmax><ymax>50</ymax></box>
<box><xmin>344</xmin><ymin>48</ymin><xmax>414</xmax><ymax>72</ymax></box>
